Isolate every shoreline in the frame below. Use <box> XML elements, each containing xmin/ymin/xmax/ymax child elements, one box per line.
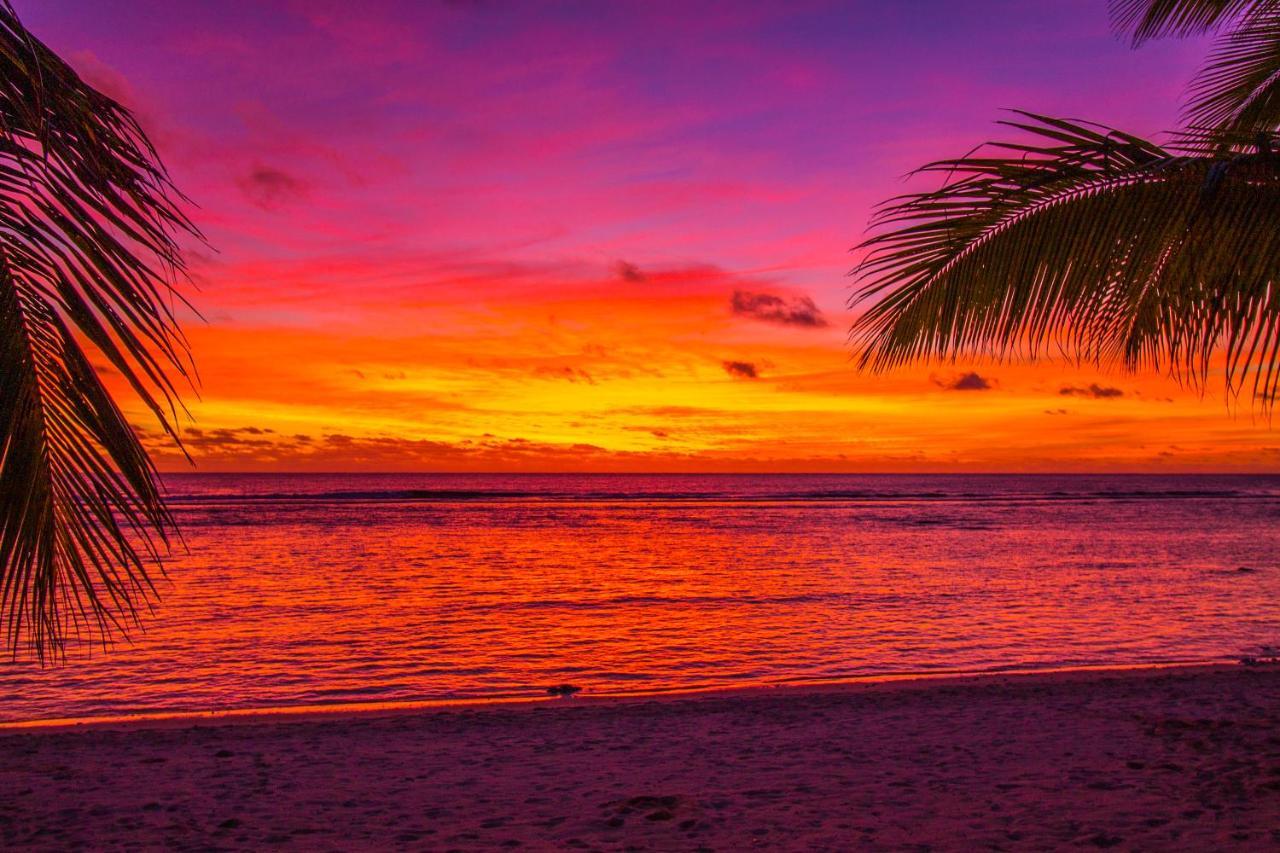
<box><xmin>3</xmin><ymin>663</ymin><xmax>1278</xmax><ymax>849</ymax></box>
<box><xmin>0</xmin><ymin>657</ymin><xmax>1240</xmax><ymax>733</ymax></box>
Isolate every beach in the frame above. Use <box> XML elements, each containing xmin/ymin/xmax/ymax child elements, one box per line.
<box><xmin>7</xmin><ymin>0</ymin><xmax>1280</xmax><ymax>850</ymax></box>
<box><xmin>2</xmin><ymin>665</ymin><xmax>1278</xmax><ymax>850</ymax></box>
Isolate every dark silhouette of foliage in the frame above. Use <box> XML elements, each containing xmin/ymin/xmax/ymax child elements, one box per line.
<box><xmin>852</xmin><ymin>1</ymin><xmax>1280</xmax><ymax>408</ymax></box>
<box><xmin>0</xmin><ymin>1</ymin><xmax>198</xmax><ymax>660</ymax></box>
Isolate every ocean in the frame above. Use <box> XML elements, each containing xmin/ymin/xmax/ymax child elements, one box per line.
<box><xmin>2</xmin><ymin>473</ymin><xmax>1277</xmax><ymax>723</ymax></box>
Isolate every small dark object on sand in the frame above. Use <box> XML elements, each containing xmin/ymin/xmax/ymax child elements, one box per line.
<box><xmin>1239</xmin><ymin>645</ymin><xmax>1280</xmax><ymax>666</ymax></box>
<box><xmin>547</xmin><ymin>684</ymin><xmax>582</xmax><ymax>698</ymax></box>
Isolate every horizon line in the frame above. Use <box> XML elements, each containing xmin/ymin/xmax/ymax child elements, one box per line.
<box><xmin>154</xmin><ymin>470</ymin><xmax>1280</xmax><ymax>476</ymax></box>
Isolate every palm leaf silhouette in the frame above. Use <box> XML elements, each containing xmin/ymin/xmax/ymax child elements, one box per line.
<box><xmin>0</xmin><ymin>2</ymin><xmax>197</xmax><ymax>660</ymax></box>
<box><xmin>1115</xmin><ymin>0</ymin><xmax>1280</xmax><ymax>136</ymax></box>
<box><xmin>1112</xmin><ymin>0</ymin><xmax>1254</xmax><ymax>42</ymax></box>
<box><xmin>853</xmin><ymin>2</ymin><xmax>1280</xmax><ymax>405</ymax></box>
<box><xmin>851</xmin><ymin>113</ymin><xmax>1280</xmax><ymax>405</ymax></box>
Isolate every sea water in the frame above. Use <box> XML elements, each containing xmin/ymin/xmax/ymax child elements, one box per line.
<box><xmin>2</xmin><ymin>473</ymin><xmax>1277</xmax><ymax>722</ymax></box>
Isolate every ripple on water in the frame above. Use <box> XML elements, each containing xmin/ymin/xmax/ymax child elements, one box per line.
<box><xmin>3</xmin><ymin>473</ymin><xmax>1278</xmax><ymax>723</ymax></box>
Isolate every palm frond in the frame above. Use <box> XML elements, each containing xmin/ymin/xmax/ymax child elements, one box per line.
<box><xmin>1185</xmin><ymin>6</ymin><xmax>1280</xmax><ymax>134</ymax></box>
<box><xmin>1114</xmin><ymin>1</ymin><xmax>1280</xmax><ymax>135</ymax></box>
<box><xmin>0</xmin><ymin>1</ymin><xmax>198</xmax><ymax>660</ymax></box>
<box><xmin>1112</xmin><ymin>0</ymin><xmax>1258</xmax><ymax>43</ymax></box>
<box><xmin>850</xmin><ymin>112</ymin><xmax>1280</xmax><ymax>408</ymax></box>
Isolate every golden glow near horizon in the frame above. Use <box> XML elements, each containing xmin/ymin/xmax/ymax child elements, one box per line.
<box><xmin>115</xmin><ymin>274</ymin><xmax>1280</xmax><ymax>473</ymax></box>
<box><xmin>43</xmin><ymin>0</ymin><xmax>1275</xmax><ymax>473</ymax></box>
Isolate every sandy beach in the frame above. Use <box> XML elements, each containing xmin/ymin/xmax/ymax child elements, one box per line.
<box><xmin>0</xmin><ymin>666</ymin><xmax>1276</xmax><ymax>850</ymax></box>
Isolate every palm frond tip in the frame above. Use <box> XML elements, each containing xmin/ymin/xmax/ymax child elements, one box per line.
<box><xmin>1111</xmin><ymin>0</ymin><xmax>1257</xmax><ymax>43</ymax></box>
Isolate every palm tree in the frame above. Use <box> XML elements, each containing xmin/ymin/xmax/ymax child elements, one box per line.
<box><xmin>0</xmin><ymin>2</ymin><xmax>197</xmax><ymax>660</ymax></box>
<box><xmin>851</xmin><ymin>1</ymin><xmax>1280</xmax><ymax>407</ymax></box>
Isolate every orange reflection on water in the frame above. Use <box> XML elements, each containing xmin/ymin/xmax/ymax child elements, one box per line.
<box><xmin>3</xmin><ymin>473</ymin><xmax>1278</xmax><ymax>724</ymax></box>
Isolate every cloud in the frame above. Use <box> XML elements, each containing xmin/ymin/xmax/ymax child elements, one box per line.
<box><xmin>935</xmin><ymin>371</ymin><xmax>992</xmax><ymax>391</ymax></box>
<box><xmin>139</xmin><ymin>423</ymin><xmax>953</xmax><ymax>475</ymax></box>
<box><xmin>606</xmin><ymin>405</ymin><xmax>717</xmax><ymax>418</ymax></box>
<box><xmin>731</xmin><ymin>290</ymin><xmax>827</xmax><ymax>328</ymax></box>
<box><xmin>143</xmin><ymin>427</ymin><xmax>692</xmax><ymax>472</ymax></box>
<box><xmin>615</xmin><ymin>261</ymin><xmax>646</xmax><ymax>282</ymax></box>
<box><xmin>70</xmin><ymin>50</ymin><xmax>140</xmax><ymax>109</ymax></box>
<box><xmin>723</xmin><ymin>360</ymin><xmax>759</xmax><ymax>379</ymax></box>
<box><xmin>1059</xmin><ymin>383</ymin><xmax>1124</xmax><ymax>399</ymax></box>
<box><xmin>180</xmin><ymin>426</ymin><xmax>280</xmax><ymax>452</ymax></box>
<box><xmin>622</xmin><ymin>425</ymin><xmax>672</xmax><ymax>439</ymax></box>
<box><xmin>534</xmin><ymin>365</ymin><xmax>596</xmax><ymax>384</ymax></box>
<box><xmin>238</xmin><ymin>165</ymin><xmax>307</xmax><ymax>210</ymax></box>
<box><xmin>68</xmin><ymin>50</ymin><xmax>174</xmax><ymax>146</ymax></box>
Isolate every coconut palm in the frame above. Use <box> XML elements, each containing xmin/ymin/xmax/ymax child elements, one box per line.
<box><xmin>851</xmin><ymin>0</ymin><xmax>1280</xmax><ymax>407</ymax></box>
<box><xmin>0</xmin><ymin>2</ymin><xmax>197</xmax><ymax>660</ymax></box>
<box><xmin>1115</xmin><ymin>0</ymin><xmax>1280</xmax><ymax>135</ymax></box>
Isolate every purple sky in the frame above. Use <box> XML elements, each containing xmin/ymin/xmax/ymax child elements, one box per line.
<box><xmin>23</xmin><ymin>1</ymin><xmax>1264</xmax><ymax>473</ymax></box>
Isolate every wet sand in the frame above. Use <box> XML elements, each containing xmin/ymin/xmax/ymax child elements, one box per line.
<box><xmin>2</xmin><ymin>665</ymin><xmax>1278</xmax><ymax>850</ymax></box>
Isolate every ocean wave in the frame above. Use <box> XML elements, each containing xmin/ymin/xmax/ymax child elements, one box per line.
<box><xmin>475</xmin><ymin>591</ymin><xmax>858</xmax><ymax>611</ymax></box>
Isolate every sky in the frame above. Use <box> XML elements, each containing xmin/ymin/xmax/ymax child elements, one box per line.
<box><xmin>22</xmin><ymin>0</ymin><xmax>1280</xmax><ymax>472</ymax></box>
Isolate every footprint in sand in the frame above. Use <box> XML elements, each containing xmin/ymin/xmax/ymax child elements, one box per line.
<box><xmin>602</xmin><ymin>794</ymin><xmax>686</xmax><ymax>826</ymax></box>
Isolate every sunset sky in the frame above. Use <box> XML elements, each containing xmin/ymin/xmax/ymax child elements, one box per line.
<box><xmin>25</xmin><ymin>0</ymin><xmax>1280</xmax><ymax>472</ymax></box>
